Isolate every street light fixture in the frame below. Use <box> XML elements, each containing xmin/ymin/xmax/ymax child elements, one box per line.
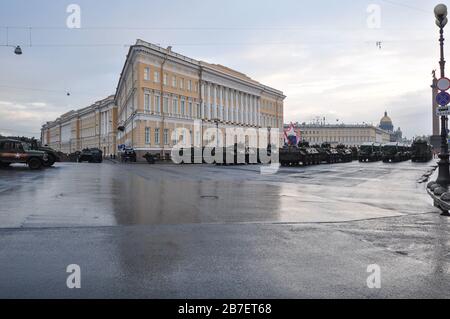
<box><xmin>434</xmin><ymin>4</ymin><xmax>450</xmax><ymax>187</ymax></box>
<box><xmin>14</xmin><ymin>45</ymin><xmax>22</xmax><ymax>55</ymax></box>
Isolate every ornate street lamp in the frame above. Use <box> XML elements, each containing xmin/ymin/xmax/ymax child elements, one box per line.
<box><xmin>434</xmin><ymin>4</ymin><xmax>450</xmax><ymax>187</ymax></box>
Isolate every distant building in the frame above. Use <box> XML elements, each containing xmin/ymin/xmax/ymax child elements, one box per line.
<box><xmin>285</xmin><ymin>123</ymin><xmax>391</xmax><ymax>147</ymax></box>
<box><xmin>378</xmin><ymin>111</ymin><xmax>403</xmax><ymax>142</ymax></box>
<box><xmin>41</xmin><ymin>96</ymin><xmax>118</xmax><ymax>156</ymax></box>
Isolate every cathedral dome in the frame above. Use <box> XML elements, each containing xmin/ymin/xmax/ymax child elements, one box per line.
<box><xmin>379</xmin><ymin>111</ymin><xmax>394</xmax><ymax>132</ymax></box>
<box><xmin>380</xmin><ymin>111</ymin><xmax>392</xmax><ymax>125</ymax></box>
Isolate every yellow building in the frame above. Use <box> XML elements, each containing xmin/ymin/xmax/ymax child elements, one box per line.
<box><xmin>41</xmin><ymin>95</ymin><xmax>117</xmax><ymax>156</ymax></box>
<box><xmin>42</xmin><ymin>39</ymin><xmax>285</xmax><ymax>160</ymax></box>
<box><xmin>294</xmin><ymin>123</ymin><xmax>391</xmax><ymax>147</ymax></box>
<box><xmin>115</xmin><ymin>39</ymin><xmax>285</xmax><ymax>159</ymax></box>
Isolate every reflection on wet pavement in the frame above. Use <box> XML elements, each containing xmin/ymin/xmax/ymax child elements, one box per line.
<box><xmin>0</xmin><ymin>161</ymin><xmax>438</xmax><ymax>228</ymax></box>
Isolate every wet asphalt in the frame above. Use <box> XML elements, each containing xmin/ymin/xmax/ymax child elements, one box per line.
<box><xmin>0</xmin><ymin>160</ymin><xmax>448</xmax><ymax>298</ymax></box>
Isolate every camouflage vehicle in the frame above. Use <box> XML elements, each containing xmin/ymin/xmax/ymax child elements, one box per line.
<box><xmin>382</xmin><ymin>142</ymin><xmax>404</xmax><ymax>163</ymax></box>
<box><xmin>0</xmin><ymin>139</ymin><xmax>48</xmax><ymax>170</ymax></box>
<box><xmin>359</xmin><ymin>142</ymin><xmax>383</xmax><ymax>162</ymax></box>
<box><xmin>336</xmin><ymin>144</ymin><xmax>353</xmax><ymax>163</ymax></box>
<box><xmin>314</xmin><ymin>143</ymin><xmax>340</xmax><ymax>164</ymax></box>
<box><xmin>298</xmin><ymin>141</ymin><xmax>321</xmax><ymax>165</ymax></box>
<box><xmin>411</xmin><ymin>138</ymin><xmax>433</xmax><ymax>162</ymax></box>
<box><xmin>279</xmin><ymin>145</ymin><xmax>303</xmax><ymax>166</ymax></box>
<box><xmin>78</xmin><ymin>148</ymin><xmax>103</xmax><ymax>163</ymax></box>
<box><xmin>279</xmin><ymin>141</ymin><xmax>320</xmax><ymax>166</ymax></box>
<box><xmin>12</xmin><ymin>137</ymin><xmax>61</xmax><ymax>167</ymax></box>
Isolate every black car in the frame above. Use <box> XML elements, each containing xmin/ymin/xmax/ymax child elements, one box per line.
<box><xmin>78</xmin><ymin>148</ymin><xmax>103</xmax><ymax>163</ymax></box>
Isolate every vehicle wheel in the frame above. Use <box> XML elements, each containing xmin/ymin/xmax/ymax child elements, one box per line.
<box><xmin>28</xmin><ymin>158</ymin><xmax>43</xmax><ymax>170</ymax></box>
<box><xmin>43</xmin><ymin>154</ymin><xmax>56</xmax><ymax>167</ymax></box>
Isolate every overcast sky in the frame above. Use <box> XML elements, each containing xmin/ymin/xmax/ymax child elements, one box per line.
<box><xmin>0</xmin><ymin>0</ymin><xmax>444</xmax><ymax>138</ymax></box>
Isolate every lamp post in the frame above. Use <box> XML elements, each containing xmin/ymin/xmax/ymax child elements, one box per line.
<box><xmin>435</xmin><ymin>4</ymin><xmax>450</xmax><ymax>187</ymax></box>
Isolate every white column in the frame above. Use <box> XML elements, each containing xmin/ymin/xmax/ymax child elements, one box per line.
<box><xmin>206</xmin><ymin>82</ymin><xmax>211</xmax><ymax>120</ymax></box>
<box><xmin>242</xmin><ymin>93</ymin><xmax>246</xmax><ymax>124</ymax></box>
<box><xmin>257</xmin><ymin>98</ymin><xmax>261</xmax><ymax>127</ymax></box>
<box><xmin>235</xmin><ymin>91</ymin><xmax>239</xmax><ymax>123</ymax></box>
<box><xmin>246</xmin><ymin>95</ymin><xmax>249</xmax><ymax>125</ymax></box>
<box><xmin>232</xmin><ymin>90</ymin><xmax>236</xmax><ymax>123</ymax></box>
<box><xmin>225</xmin><ymin>88</ymin><xmax>229</xmax><ymax>122</ymax></box>
<box><xmin>239</xmin><ymin>92</ymin><xmax>243</xmax><ymax>124</ymax></box>
<box><xmin>219</xmin><ymin>86</ymin><xmax>223</xmax><ymax>121</ymax></box>
<box><xmin>212</xmin><ymin>84</ymin><xmax>217</xmax><ymax>119</ymax></box>
<box><xmin>251</xmin><ymin>96</ymin><xmax>255</xmax><ymax>126</ymax></box>
<box><xmin>201</xmin><ymin>82</ymin><xmax>205</xmax><ymax>119</ymax></box>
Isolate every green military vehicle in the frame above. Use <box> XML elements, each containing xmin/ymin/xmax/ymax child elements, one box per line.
<box><xmin>15</xmin><ymin>137</ymin><xmax>61</xmax><ymax>167</ymax></box>
<box><xmin>314</xmin><ymin>143</ymin><xmax>340</xmax><ymax>164</ymax></box>
<box><xmin>0</xmin><ymin>139</ymin><xmax>48</xmax><ymax>170</ymax></box>
<box><xmin>359</xmin><ymin>142</ymin><xmax>383</xmax><ymax>162</ymax></box>
<box><xmin>336</xmin><ymin>144</ymin><xmax>353</xmax><ymax>163</ymax></box>
<box><xmin>411</xmin><ymin>138</ymin><xmax>433</xmax><ymax>162</ymax></box>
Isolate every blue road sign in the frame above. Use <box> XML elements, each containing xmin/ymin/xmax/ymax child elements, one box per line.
<box><xmin>436</xmin><ymin>91</ymin><xmax>450</xmax><ymax>106</ymax></box>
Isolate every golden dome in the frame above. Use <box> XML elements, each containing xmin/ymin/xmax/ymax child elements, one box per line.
<box><xmin>380</xmin><ymin>111</ymin><xmax>392</xmax><ymax>124</ymax></box>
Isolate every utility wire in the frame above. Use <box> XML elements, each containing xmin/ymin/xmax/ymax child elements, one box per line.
<box><xmin>380</xmin><ymin>0</ymin><xmax>432</xmax><ymax>15</ymax></box>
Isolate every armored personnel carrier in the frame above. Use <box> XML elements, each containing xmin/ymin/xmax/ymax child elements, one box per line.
<box><xmin>411</xmin><ymin>138</ymin><xmax>433</xmax><ymax>162</ymax></box>
<box><xmin>298</xmin><ymin>141</ymin><xmax>321</xmax><ymax>165</ymax></box>
<box><xmin>336</xmin><ymin>144</ymin><xmax>353</xmax><ymax>163</ymax></box>
<box><xmin>314</xmin><ymin>143</ymin><xmax>339</xmax><ymax>164</ymax></box>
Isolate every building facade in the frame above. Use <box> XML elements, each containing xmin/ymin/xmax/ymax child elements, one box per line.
<box><xmin>42</xmin><ymin>40</ymin><xmax>285</xmax><ymax>159</ymax></box>
<box><xmin>41</xmin><ymin>95</ymin><xmax>117</xmax><ymax>156</ymax></box>
<box><xmin>115</xmin><ymin>40</ymin><xmax>285</xmax><ymax>159</ymax></box>
<box><xmin>289</xmin><ymin>123</ymin><xmax>391</xmax><ymax>146</ymax></box>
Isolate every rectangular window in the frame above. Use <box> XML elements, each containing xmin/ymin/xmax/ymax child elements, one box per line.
<box><xmin>144</xmin><ymin>67</ymin><xmax>150</xmax><ymax>81</ymax></box>
<box><xmin>155</xmin><ymin>95</ymin><xmax>161</xmax><ymax>113</ymax></box>
<box><xmin>172</xmin><ymin>76</ymin><xmax>177</xmax><ymax>88</ymax></box>
<box><xmin>155</xmin><ymin>128</ymin><xmax>160</xmax><ymax>144</ymax></box>
<box><xmin>181</xmin><ymin>100</ymin><xmax>185</xmax><ymax>115</ymax></box>
<box><xmin>187</xmin><ymin>80</ymin><xmax>192</xmax><ymax>92</ymax></box>
<box><xmin>188</xmin><ymin>102</ymin><xmax>192</xmax><ymax>117</ymax></box>
<box><xmin>163</xmin><ymin>97</ymin><xmax>169</xmax><ymax>113</ymax></box>
<box><xmin>163</xmin><ymin>73</ymin><xmax>168</xmax><ymax>85</ymax></box>
<box><xmin>173</xmin><ymin>130</ymin><xmax>178</xmax><ymax>145</ymax></box>
<box><xmin>172</xmin><ymin>99</ymin><xmax>178</xmax><ymax>114</ymax></box>
<box><xmin>196</xmin><ymin>104</ymin><xmax>201</xmax><ymax>118</ymax></box>
<box><xmin>179</xmin><ymin>78</ymin><xmax>184</xmax><ymax>90</ymax></box>
<box><xmin>164</xmin><ymin>129</ymin><xmax>169</xmax><ymax>145</ymax></box>
<box><xmin>144</xmin><ymin>93</ymin><xmax>151</xmax><ymax>112</ymax></box>
<box><xmin>145</xmin><ymin>127</ymin><xmax>151</xmax><ymax>144</ymax></box>
<box><xmin>154</xmin><ymin>71</ymin><xmax>160</xmax><ymax>83</ymax></box>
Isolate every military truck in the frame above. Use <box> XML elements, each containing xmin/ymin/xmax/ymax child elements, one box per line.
<box><xmin>411</xmin><ymin>138</ymin><xmax>433</xmax><ymax>162</ymax></box>
<box><xmin>0</xmin><ymin>139</ymin><xmax>48</xmax><ymax>170</ymax></box>
<box><xmin>382</xmin><ymin>142</ymin><xmax>402</xmax><ymax>162</ymax></box>
<box><xmin>359</xmin><ymin>142</ymin><xmax>383</xmax><ymax>162</ymax></box>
